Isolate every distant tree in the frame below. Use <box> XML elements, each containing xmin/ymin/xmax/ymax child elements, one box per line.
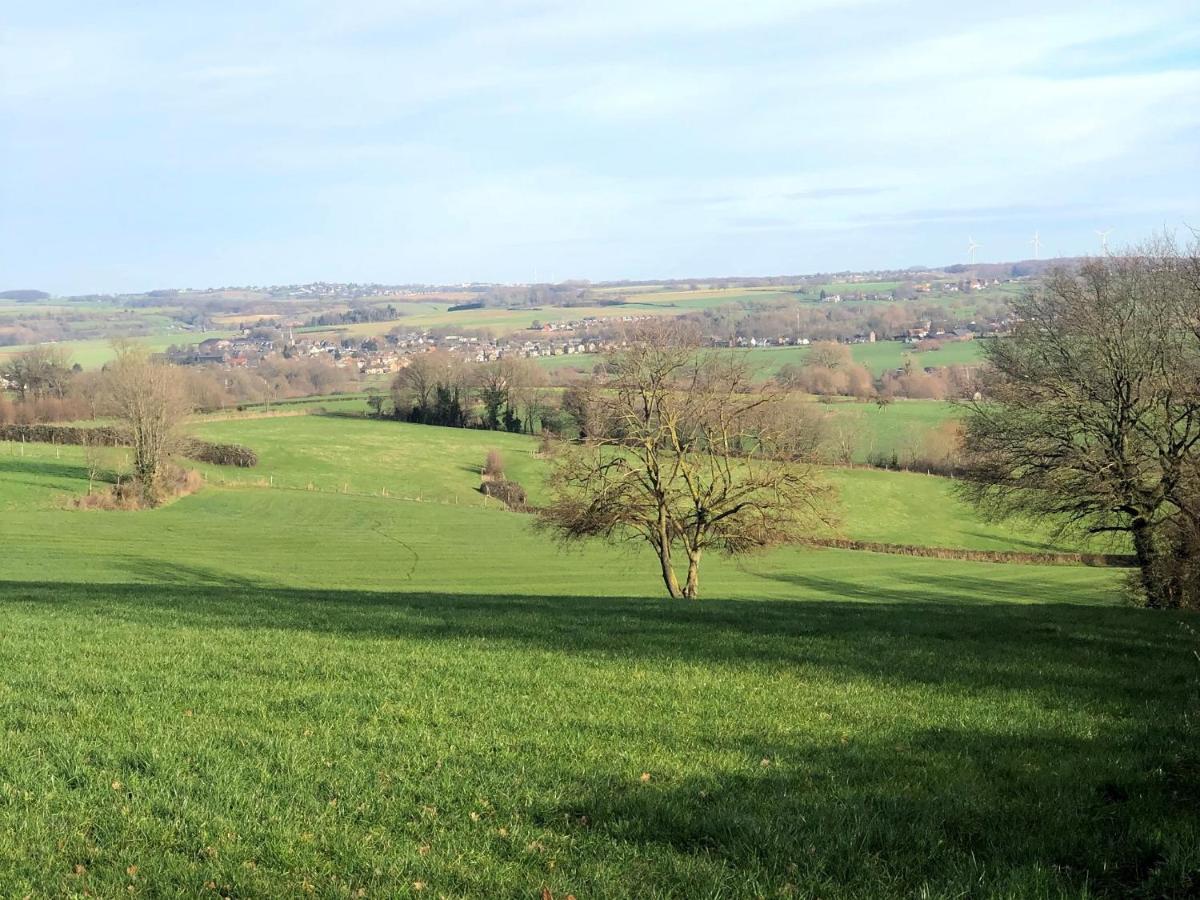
<box><xmin>100</xmin><ymin>344</ymin><xmax>192</xmax><ymax>506</ymax></box>
<box><xmin>1</xmin><ymin>345</ymin><xmax>72</xmax><ymax>401</ymax></box>
<box><xmin>477</xmin><ymin>359</ymin><xmax>515</xmax><ymax>430</ymax></box>
<box><xmin>391</xmin><ymin>355</ymin><xmax>439</xmax><ymax>412</ymax></box>
<box><xmin>807</xmin><ymin>341</ymin><xmax>853</xmax><ymax>370</ymax></box>
<box><xmin>366</xmin><ymin>390</ymin><xmax>384</xmax><ymax>418</ymax></box>
<box><xmin>960</xmin><ymin>238</ymin><xmax>1200</xmax><ymax>608</ymax></box>
<box><xmin>539</xmin><ymin>325</ymin><xmax>834</xmax><ymax>599</ymax></box>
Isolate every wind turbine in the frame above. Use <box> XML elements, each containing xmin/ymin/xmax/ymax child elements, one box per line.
<box><xmin>1096</xmin><ymin>228</ymin><xmax>1113</xmax><ymax>253</ymax></box>
<box><xmin>966</xmin><ymin>236</ymin><xmax>980</xmax><ymax>265</ymax></box>
<box><xmin>1030</xmin><ymin>230</ymin><xmax>1041</xmax><ymax>260</ymax></box>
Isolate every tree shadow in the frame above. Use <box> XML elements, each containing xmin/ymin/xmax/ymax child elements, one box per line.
<box><xmin>2</xmin><ymin>571</ymin><xmax>1193</xmax><ymax>713</ymax></box>
<box><xmin>531</xmin><ymin>728</ymin><xmax>1199</xmax><ymax>896</ymax></box>
<box><xmin>1</xmin><ymin>573</ymin><xmax>1196</xmax><ymax>895</ymax></box>
<box><xmin>0</xmin><ymin>457</ymin><xmax>91</xmax><ymax>483</ymax></box>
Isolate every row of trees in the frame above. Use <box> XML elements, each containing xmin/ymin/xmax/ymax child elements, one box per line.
<box><xmin>684</xmin><ymin>293</ymin><xmax>1010</xmax><ymax>347</ymax></box>
<box><xmin>390</xmin><ymin>352</ymin><xmax>552</xmax><ymax>433</ymax></box>
<box><xmin>1</xmin><ymin>349</ymin><xmax>354</xmax><ymax>424</ymax></box>
<box><xmin>775</xmin><ymin>341</ymin><xmax>982</xmax><ymax>400</ymax></box>
<box><xmin>0</xmin><ymin>345</ymin><xmax>77</xmax><ymax>401</ymax></box>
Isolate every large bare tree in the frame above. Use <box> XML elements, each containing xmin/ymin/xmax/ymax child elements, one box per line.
<box><xmin>539</xmin><ymin>326</ymin><xmax>834</xmax><ymax>599</ymax></box>
<box><xmin>1</xmin><ymin>345</ymin><xmax>73</xmax><ymax>401</ymax></box>
<box><xmin>960</xmin><ymin>237</ymin><xmax>1200</xmax><ymax>608</ymax></box>
<box><xmin>101</xmin><ymin>344</ymin><xmax>192</xmax><ymax>505</ymax></box>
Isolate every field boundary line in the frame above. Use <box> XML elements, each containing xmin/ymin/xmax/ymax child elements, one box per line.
<box><xmin>803</xmin><ymin>537</ymin><xmax>1136</xmax><ymax>567</ymax></box>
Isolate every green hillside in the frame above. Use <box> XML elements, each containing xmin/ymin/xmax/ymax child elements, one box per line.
<box><xmin>0</xmin><ymin>415</ymin><xmax>1193</xmax><ymax>897</ymax></box>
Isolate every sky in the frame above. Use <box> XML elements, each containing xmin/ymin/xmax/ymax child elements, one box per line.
<box><xmin>2</xmin><ymin>1</ymin><xmax>1198</xmax><ymax>295</ymax></box>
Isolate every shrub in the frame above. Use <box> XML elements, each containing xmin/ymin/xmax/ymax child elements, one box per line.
<box><xmin>480</xmin><ymin>478</ymin><xmax>528</xmax><ymax>511</ymax></box>
<box><xmin>71</xmin><ymin>465</ymin><xmax>204</xmax><ymax>511</ymax></box>
<box><xmin>182</xmin><ymin>440</ymin><xmax>259</xmax><ymax>468</ymax></box>
<box><xmin>536</xmin><ymin>429</ymin><xmax>559</xmax><ymax>458</ymax></box>
<box><xmin>482</xmin><ymin>449</ymin><xmax>506</xmax><ymax>481</ymax></box>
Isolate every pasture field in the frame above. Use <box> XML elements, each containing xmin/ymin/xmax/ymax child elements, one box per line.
<box><xmin>531</xmin><ymin>340</ymin><xmax>986</xmax><ymax>381</ymax></box>
<box><xmin>181</xmin><ymin>415</ymin><xmax>1078</xmax><ymax>552</ymax></box>
<box><xmin>0</xmin><ymin>416</ymin><xmax>1195</xmax><ymax>897</ymax></box>
<box><xmin>738</xmin><ymin>340</ymin><xmax>985</xmax><ymax>377</ymax></box>
<box><xmin>808</xmin><ymin>280</ymin><xmax>904</xmax><ymax>295</ymax></box>
<box><xmin>0</xmin><ymin>330</ymin><xmax>234</xmax><ymax>369</ymax></box>
<box><xmin>807</xmin><ymin>397</ymin><xmax>963</xmax><ymax>463</ymax></box>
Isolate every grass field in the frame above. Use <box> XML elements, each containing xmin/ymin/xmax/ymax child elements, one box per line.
<box><xmin>739</xmin><ymin>340</ymin><xmax>985</xmax><ymax>378</ymax></box>
<box><xmin>0</xmin><ymin>415</ymin><xmax>1195</xmax><ymax>896</ymax></box>
<box><xmin>0</xmin><ymin>330</ymin><xmax>234</xmax><ymax>369</ymax></box>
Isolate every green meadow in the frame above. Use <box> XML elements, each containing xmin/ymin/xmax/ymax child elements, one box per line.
<box><xmin>0</xmin><ymin>331</ymin><xmax>233</xmax><ymax>369</ymax></box>
<box><xmin>0</xmin><ymin>414</ymin><xmax>1195</xmax><ymax>897</ymax></box>
<box><xmin>738</xmin><ymin>340</ymin><xmax>985</xmax><ymax>378</ymax></box>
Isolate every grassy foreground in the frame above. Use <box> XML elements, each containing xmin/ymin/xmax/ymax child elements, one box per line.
<box><xmin>0</xmin><ymin>416</ymin><xmax>1196</xmax><ymax>897</ymax></box>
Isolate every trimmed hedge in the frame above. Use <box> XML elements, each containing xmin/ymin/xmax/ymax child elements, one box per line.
<box><xmin>181</xmin><ymin>440</ymin><xmax>258</xmax><ymax>468</ymax></box>
<box><xmin>480</xmin><ymin>478</ymin><xmax>528</xmax><ymax>511</ymax></box>
<box><xmin>0</xmin><ymin>423</ymin><xmax>124</xmax><ymax>445</ymax></box>
<box><xmin>0</xmin><ymin>424</ymin><xmax>258</xmax><ymax>468</ymax></box>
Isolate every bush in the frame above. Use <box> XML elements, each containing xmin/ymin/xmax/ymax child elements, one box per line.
<box><xmin>182</xmin><ymin>440</ymin><xmax>259</xmax><ymax>468</ymax></box>
<box><xmin>480</xmin><ymin>478</ymin><xmax>528</xmax><ymax>511</ymax></box>
<box><xmin>482</xmin><ymin>449</ymin><xmax>506</xmax><ymax>480</ymax></box>
<box><xmin>71</xmin><ymin>465</ymin><xmax>204</xmax><ymax>511</ymax></box>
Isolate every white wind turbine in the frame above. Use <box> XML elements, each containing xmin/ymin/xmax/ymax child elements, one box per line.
<box><xmin>1096</xmin><ymin>228</ymin><xmax>1114</xmax><ymax>253</ymax></box>
<box><xmin>966</xmin><ymin>236</ymin><xmax>980</xmax><ymax>265</ymax></box>
<box><xmin>1030</xmin><ymin>230</ymin><xmax>1041</xmax><ymax>260</ymax></box>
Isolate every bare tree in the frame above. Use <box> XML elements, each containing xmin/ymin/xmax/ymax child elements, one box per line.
<box><xmin>391</xmin><ymin>351</ymin><xmax>469</xmax><ymax>424</ymax></box>
<box><xmin>508</xmin><ymin>358</ymin><xmax>549</xmax><ymax>434</ymax></box>
<box><xmin>822</xmin><ymin>407</ymin><xmax>863</xmax><ymax>465</ymax></box>
<box><xmin>391</xmin><ymin>351</ymin><xmax>450</xmax><ymax>413</ymax></box>
<box><xmin>477</xmin><ymin>358</ymin><xmax>517</xmax><ymax>430</ymax></box>
<box><xmin>101</xmin><ymin>344</ymin><xmax>192</xmax><ymax>506</ymax></box>
<box><xmin>81</xmin><ymin>429</ymin><xmax>105</xmax><ymax>495</ymax></box>
<box><xmin>960</xmin><ymin>237</ymin><xmax>1200</xmax><ymax>608</ymax></box>
<box><xmin>539</xmin><ymin>326</ymin><xmax>834</xmax><ymax>599</ymax></box>
<box><xmin>1</xmin><ymin>345</ymin><xmax>73</xmax><ymax>401</ymax></box>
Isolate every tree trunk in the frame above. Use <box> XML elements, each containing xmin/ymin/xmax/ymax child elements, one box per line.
<box><xmin>682</xmin><ymin>549</ymin><xmax>701</xmax><ymax>599</ymax></box>
<box><xmin>1131</xmin><ymin>519</ymin><xmax>1161</xmax><ymax>608</ymax></box>
<box><xmin>657</xmin><ymin>540</ymin><xmax>682</xmax><ymax>599</ymax></box>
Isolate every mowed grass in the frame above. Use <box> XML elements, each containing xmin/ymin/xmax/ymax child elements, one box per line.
<box><xmin>0</xmin><ymin>418</ymin><xmax>1196</xmax><ymax>897</ymax></box>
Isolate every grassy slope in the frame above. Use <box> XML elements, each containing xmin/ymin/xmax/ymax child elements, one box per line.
<box><xmin>0</xmin><ymin>418</ymin><xmax>1195</xmax><ymax>897</ymax></box>
<box><xmin>0</xmin><ymin>331</ymin><xmax>234</xmax><ymax>369</ymax></box>
<box><xmin>739</xmin><ymin>341</ymin><xmax>984</xmax><ymax>378</ymax></box>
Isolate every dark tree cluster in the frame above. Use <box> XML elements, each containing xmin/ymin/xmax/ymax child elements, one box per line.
<box><xmin>961</xmin><ymin>237</ymin><xmax>1200</xmax><ymax>608</ymax></box>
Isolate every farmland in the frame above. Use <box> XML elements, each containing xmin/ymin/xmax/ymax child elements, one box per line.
<box><xmin>0</xmin><ymin>412</ymin><xmax>1193</xmax><ymax>896</ymax></box>
<box><xmin>0</xmin><ymin>276</ymin><xmax>1007</xmax><ymax>374</ymax></box>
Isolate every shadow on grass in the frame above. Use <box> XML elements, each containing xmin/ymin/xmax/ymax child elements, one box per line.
<box><xmin>2</xmin><ymin>570</ymin><xmax>1193</xmax><ymax>707</ymax></box>
<box><xmin>0</xmin><ymin>575</ymin><xmax>1196</xmax><ymax>894</ymax></box>
<box><xmin>534</xmin><ymin>727</ymin><xmax>1199</xmax><ymax>897</ymax></box>
<box><xmin>0</xmin><ymin>457</ymin><xmax>91</xmax><ymax>482</ymax></box>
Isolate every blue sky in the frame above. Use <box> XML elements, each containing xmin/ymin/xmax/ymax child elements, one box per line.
<box><xmin>2</xmin><ymin>1</ymin><xmax>1198</xmax><ymax>294</ymax></box>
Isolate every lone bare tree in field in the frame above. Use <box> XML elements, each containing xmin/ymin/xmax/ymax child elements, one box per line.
<box><xmin>101</xmin><ymin>344</ymin><xmax>192</xmax><ymax>506</ymax></box>
<box><xmin>961</xmin><ymin>237</ymin><xmax>1200</xmax><ymax>608</ymax></box>
<box><xmin>539</xmin><ymin>326</ymin><xmax>834</xmax><ymax>599</ymax></box>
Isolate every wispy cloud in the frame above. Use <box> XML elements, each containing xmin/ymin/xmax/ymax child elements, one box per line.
<box><xmin>1</xmin><ymin>0</ymin><xmax>1197</xmax><ymax>292</ymax></box>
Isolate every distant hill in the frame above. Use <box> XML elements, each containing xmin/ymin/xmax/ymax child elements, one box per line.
<box><xmin>0</xmin><ymin>289</ymin><xmax>50</xmax><ymax>301</ymax></box>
